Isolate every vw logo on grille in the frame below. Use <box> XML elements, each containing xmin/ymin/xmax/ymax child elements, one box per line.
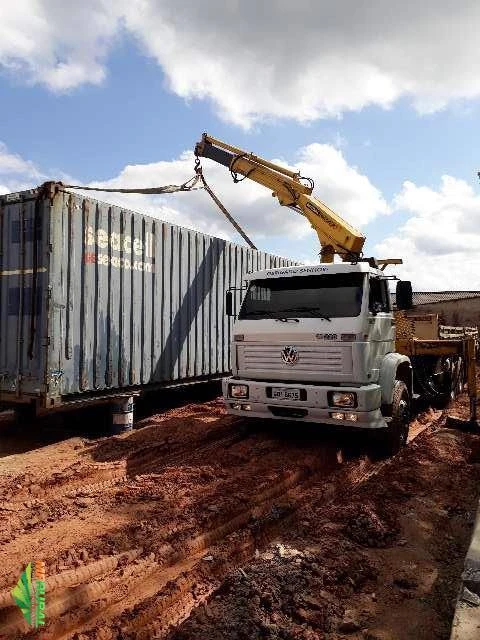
<box><xmin>281</xmin><ymin>345</ymin><xmax>299</xmax><ymax>366</ymax></box>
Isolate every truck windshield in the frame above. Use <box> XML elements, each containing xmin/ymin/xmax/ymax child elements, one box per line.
<box><xmin>238</xmin><ymin>274</ymin><xmax>364</xmax><ymax>320</ymax></box>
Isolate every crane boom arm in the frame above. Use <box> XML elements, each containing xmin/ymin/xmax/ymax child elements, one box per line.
<box><xmin>195</xmin><ymin>133</ymin><xmax>365</xmax><ymax>262</ymax></box>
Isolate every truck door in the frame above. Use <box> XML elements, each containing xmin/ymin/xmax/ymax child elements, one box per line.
<box><xmin>368</xmin><ymin>277</ymin><xmax>395</xmax><ymax>377</ymax></box>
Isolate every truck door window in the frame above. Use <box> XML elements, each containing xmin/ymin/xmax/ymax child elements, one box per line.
<box><xmin>369</xmin><ymin>278</ymin><xmax>390</xmax><ymax>313</ymax></box>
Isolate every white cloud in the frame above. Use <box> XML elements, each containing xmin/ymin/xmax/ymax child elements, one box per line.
<box><xmin>295</xmin><ymin>144</ymin><xmax>389</xmax><ymax>228</ymax></box>
<box><xmin>0</xmin><ymin>1</ymin><xmax>121</xmax><ymax>91</ymax></box>
<box><xmin>0</xmin><ymin>143</ymin><xmax>38</xmax><ymax>176</ymax></box>
<box><xmin>0</xmin><ymin>143</ymin><xmax>44</xmax><ymax>194</ymax></box>
<box><xmin>375</xmin><ymin>176</ymin><xmax>480</xmax><ymax>290</ymax></box>
<box><xmin>2</xmin><ymin>2</ymin><xmax>480</xmax><ymax>124</ymax></box>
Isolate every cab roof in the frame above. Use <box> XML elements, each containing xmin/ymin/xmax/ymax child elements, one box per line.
<box><xmin>246</xmin><ymin>262</ymin><xmax>384</xmax><ymax>280</ymax></box>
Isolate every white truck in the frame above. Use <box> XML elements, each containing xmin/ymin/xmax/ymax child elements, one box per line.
<box><xmin>223</xmin><ymin>262</ymin><xmax>413</xmax><ymax>453</ymax></box>
<box><xmin>194</xmin><ymin>134</ymin><xmax>476</xmax><ymax>452</ymax></box>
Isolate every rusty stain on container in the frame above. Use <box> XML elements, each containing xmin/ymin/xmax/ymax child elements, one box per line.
<box><xmin>0</xmin><ymin>182</ymin><xmax>294</xmax><ymax>409</ymax></box>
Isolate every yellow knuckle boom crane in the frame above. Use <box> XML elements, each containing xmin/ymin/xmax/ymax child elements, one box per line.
<box><xmin>194</xmin><ymin>133</ymin><xmax>365</xmax><ymax>263</ymax></box>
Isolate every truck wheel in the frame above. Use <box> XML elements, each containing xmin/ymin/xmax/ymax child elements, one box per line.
<box><xmin>379</xmin><ymin>381</ymin><xmax>410</xmax><ymax>456</ymax></box>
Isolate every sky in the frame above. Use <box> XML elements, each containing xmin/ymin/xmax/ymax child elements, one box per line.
<box><xmin>1</xmin><ymin>1</ymin><xmax>480</xmax><ymax>290</ymax></box>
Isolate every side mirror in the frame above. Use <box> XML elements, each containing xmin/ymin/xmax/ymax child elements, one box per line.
<box><xmin>225</xmin><ymin>290</ymin><xmax>234</xmax><ymax>316</ymax></box>
<box><xmin>396</xmin><ymin>280</ymin><xmax>413</xmax><ymax>310</ymax></box>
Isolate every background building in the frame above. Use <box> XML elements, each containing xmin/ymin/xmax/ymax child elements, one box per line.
<box><xmin>392</xmin><ymin>291</ymin><xmax>480</xmax><ymax>329</ymax></box>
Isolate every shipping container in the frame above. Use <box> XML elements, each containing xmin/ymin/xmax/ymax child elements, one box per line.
<box><xmin>0</xmin><ymin>182</ymin><xmax>294</xmax><ymax>413</ymax></box>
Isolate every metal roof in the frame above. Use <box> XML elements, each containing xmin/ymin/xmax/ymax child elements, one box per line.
<box><xmin>391</xmin><ymin>291</ymin><xmax>480</xmax><ymax>306</ymax></box>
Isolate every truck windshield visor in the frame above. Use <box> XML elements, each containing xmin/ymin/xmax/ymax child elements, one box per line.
<box><xmin>238</xmin><ymin>273</ymin><xmax>365</xmax><ymax>320</ymax></box>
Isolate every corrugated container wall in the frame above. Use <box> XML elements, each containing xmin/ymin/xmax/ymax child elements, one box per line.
<box><xmin>0</xmin><ymin>183</ymin><xmax>295</xmax><ymax>408</ymax></box>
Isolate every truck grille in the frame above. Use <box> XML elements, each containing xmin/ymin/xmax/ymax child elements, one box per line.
<box><xmin>237</xmin><ymin>344</ymin><xmax>353</xmax><ymax>377</ymax></box>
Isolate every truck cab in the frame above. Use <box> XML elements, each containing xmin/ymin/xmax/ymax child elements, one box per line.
<box><xmin>223</xmin><ymin>262</ymin><xmax>413</xmax><ymax>451</ymax></box>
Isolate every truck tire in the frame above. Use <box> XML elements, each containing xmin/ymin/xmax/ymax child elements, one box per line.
<box><xmin>379</xmin><ymin>381</ymin><xmax>410</xmax><ymax>456</ymax></box>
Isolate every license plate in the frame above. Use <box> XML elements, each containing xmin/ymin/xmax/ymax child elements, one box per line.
<box><xmin>272</xmin><ymin>387</ymin><xmax>301</xmax><ymax>401</ymax></box>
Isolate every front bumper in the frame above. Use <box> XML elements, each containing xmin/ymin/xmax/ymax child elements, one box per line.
<box><xmin>223</xmin><ymin>378</ymin><xmax>388</xmax><ymax>429</ymax></box>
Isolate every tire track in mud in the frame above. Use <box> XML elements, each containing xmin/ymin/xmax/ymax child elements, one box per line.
<box><xmin>0</xmin><ymin>421</ymin><xmax>251</xmax><ymax>560</ymax></box>
<box><xmin>20</xmin><ymin>462</ymin><xmax>338</xmax><ymax>639</ymax></box>
<box><xmin>0</xmin><ymin>404</ymin><xmax>444</xmax><ymax>639</ymax></box>
<box><xmin>89</xmin><ymin>427</ymin><xmax>438</xmax><ymax>637</ymax></box>
<box><xmin>115</xmin><ymin>411</ymin><xmax>447</xmax><ymax>639</ymax></box>
<box><xmin>0</xmin><ymin>432</ymin><xmax>343</xmax><ymax>638</ymax></box>
<box><xmin>1</xmin><ymin>417</ymin><xmax>245</xmax><ymax>508</ymax></box>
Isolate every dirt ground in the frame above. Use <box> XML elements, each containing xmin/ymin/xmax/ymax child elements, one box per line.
<box><xmin>0</xmin><ymin>388</ymin><xmax>479</xmax><ymax>640</ymax></box>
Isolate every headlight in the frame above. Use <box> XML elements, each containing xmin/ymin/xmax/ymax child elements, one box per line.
<box><xmin>329</xmin><ymin>391</ymin><xmax>357</xmax><ymax>408</ymax></box>
<box><xmin>229</xmin><ymin>384</ymin><xmax>249</xmax><ymax>399</ymax></box>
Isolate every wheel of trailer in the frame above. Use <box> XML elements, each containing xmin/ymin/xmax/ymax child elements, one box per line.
<box><xmin>379</xmin><ymin>381</ymin><xmax>410</xmax><ymax>457</ymax></box>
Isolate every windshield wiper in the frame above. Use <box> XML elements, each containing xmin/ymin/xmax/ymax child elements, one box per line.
<box><xmin>278</xmin><ymin>306</ymin><xmax>331</xmax><ymax>321</ymax></box>
<box><xmin>240</xmin><ymin>310</ymin><xmax>278</xmax><ymax>319</ymax></box>
<box><xmin>241</xmin><ymin>308</ymin><xmax>331</xmax><ymax>321</ymax></box>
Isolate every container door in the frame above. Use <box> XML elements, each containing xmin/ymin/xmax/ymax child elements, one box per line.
<box><xmin>49</xmin><ymin>192</ymin><xmax>159</xmax><ymax>396</ymax></box>
<box><xmin>0</xmin><ymin>191</ymin><xmax>49</xmax><ymax>399</ymax></box>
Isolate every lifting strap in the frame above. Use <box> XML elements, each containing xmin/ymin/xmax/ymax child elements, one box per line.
<box><xmin>59</xmin><ymin>173</ymin><xmax>202</xmax><ymax>195</ymax></box>
<box><xmin>193</xmin><ymin>158</ymin><xmax>257</xmax><ymax>250</ymax></box>
<box><xmin>60</xmin><ymin>158</ymin><xmax>258</xmax><ymax>251</ymax></box>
